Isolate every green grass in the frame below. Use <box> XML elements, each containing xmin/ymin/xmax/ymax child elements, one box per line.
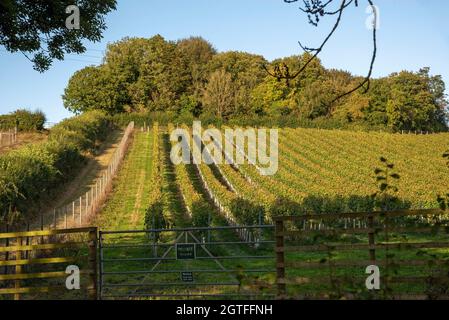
<box><xmin>94</xmin><ymin>131</ymin><xmax>154</xmax><ymax>230</ymax></box>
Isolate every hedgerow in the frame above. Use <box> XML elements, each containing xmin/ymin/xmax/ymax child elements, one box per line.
<box><xmin>0</xmin><ymin>111</ymin><xmax>110</xmax><ymax>224</ymax></box>
<box><xmin>110</xmin><ymin>111</ymin><xmax>394</xmax><ymax>133</ymax></box>
<box><xmin>0</xmin><ymin>109</ymin><xmax>46</xmax><ymax>131</ymax></box>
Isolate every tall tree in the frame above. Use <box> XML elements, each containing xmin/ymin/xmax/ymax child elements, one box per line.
<box><xmin>177</xmin><ymin>36</ymin><xmax>216</xmax><ymax>90</ymax></box>
<box><xmin>62</xmin><ymin>65</ymin><xmax>124</xmax><ymax>114</ymax></box>
<box><xmin>207</xmin><ymin>51</ymin><xmax>267</xmax><ymax>115</ymax></box>
<box><xmin>386</xmin><ymin>71</ymin><xmax>439</xmax><ymax>131</ymax></box>
<box><xmin>202</xmin><ymin>69</ymin><xmax>235</xmax><ymax>119</ymax></box>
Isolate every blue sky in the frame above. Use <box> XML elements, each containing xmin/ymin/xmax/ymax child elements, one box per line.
<box><xmin>0</xmin><ymin>0</ymin><xmax>448</xmax><ymax>124</ymax></box>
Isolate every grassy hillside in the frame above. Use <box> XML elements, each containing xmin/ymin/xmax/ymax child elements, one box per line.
<box><xmin>97</xmin><ymin>126</ymin><xmax>449</xmax><ymax>227</ymax></box>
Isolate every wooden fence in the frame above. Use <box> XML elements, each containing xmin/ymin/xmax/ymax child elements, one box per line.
<box><xmin>0</xmin><ymin>128</ymin><xmax>18</xmax><ymax>148</ymax></box>
<box><xmin>31</xmin><ymin>122</ymin><xmax>135</xmax><ymax>231</ymax></box>
<box><xmin>274</xmin><ymin>209</ymin><xmax>449</xmax><ymax>300</ymax></box>
<box><xmin>0</xmin><ymin>227</ymin><xmax>97</xmax><ymax>300</ymax></box>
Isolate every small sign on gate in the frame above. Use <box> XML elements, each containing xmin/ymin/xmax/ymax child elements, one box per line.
<box><xmin>181</xmin><ymin>272</ymin><xmax>194</xmax><ymax>282</ymax></box>
<box><xmin>176</xmin><ymin>243</ymin><xmax>196</xmax><ymax>260</ymax></box>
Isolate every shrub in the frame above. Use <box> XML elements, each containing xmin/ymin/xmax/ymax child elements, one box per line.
<box><xmin>0</xmin><ymin>111</ymin><xmax>109</xmax><ymax>224</ymax></box>
<box><xmin>230</xmin><ymin>197</ymin><xmax>264</xmax><ymax>225</ymax></box>
<box><xmin>0</xmin><ymin>109</ymin><xmax>46</xmax><ymax>131</ymax></box>
<box><xmin>49</xmin><ymin>110</ymin><xmax>109</xmax><ymax>152</ymax></box>
<box><xmin>111</xmin><ymin>111</ymin><xmax>176</xmax><ymax>128</ymax></box>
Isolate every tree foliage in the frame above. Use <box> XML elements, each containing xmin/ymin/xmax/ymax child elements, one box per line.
<box><xmin>63</xmin><ymin>36</ymin><xmax>448</xmax><ymax>132</ymax></box>
<box><xmin>0</xmin><ymin>109</ymin><xmax>46</xmax><ymax>131</ymax></box>
<box><xmin>0</xmin><ymin>0</ymin><xmax>116</xmax><ymax>72</ymax></box>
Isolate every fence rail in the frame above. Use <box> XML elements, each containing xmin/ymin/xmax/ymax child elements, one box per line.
<box><xmin>0</xmin><ymin>227</ymin><xmax>97</xmax><ymax>300</ymax></box>
<box><xmin>1</xmin><ymin>208</ymin><xmax>448</xmax><ymax>300</ymax></box>
<box><xmin>274</xmin><ymin>208</ymin><xmax>449</xmax><ymax>300</ymax></box>
<box><xmin>98</xmin><ymin>225</ymin><xmax>275</xmax><ymax>299</ymax></box>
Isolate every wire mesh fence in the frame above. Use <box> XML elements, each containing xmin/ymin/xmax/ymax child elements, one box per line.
<box><xmin>32</xmin><ymin>122</ymin><xmax>135</xmax><ymax>231</ymax></box>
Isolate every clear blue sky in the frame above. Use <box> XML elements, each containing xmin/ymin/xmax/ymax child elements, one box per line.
<box><xmin>0</xmin><ymin>0</ymin><xmax>448</xmax><ymax>124</ymax></box>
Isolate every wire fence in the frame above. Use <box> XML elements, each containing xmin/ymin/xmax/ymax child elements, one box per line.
<box><xmin>29</xmin><ymin>122</ymin><xmax>135</xmax><ymax>231</ymax></box>
<box><xmin>0</xmin><ymin>128</ymin><xmax>18</xmax><ymax>148</ymax></box>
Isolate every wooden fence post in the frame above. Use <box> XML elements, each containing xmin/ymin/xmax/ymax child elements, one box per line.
<box><xmin>85</xmin><ymin>192</ymin><xmax>89</xmax><ymax>219</ymax></box>
<box><xmin>65</xmin><ymin>206</ymin><xmax>68</xmax><ymax>229</ymax></box>
<box><xmin>25</xmin><ymin>223</ymin><xmax>30</xmax><ymax>262</ymax></box>
<box><xmin>79</xmin><ymin>197</ymin><xmax>82</xmax><ymax>226</ymax></box>
<box><xmin>4</xmin><ymin>224</ymin><xmax>9</xmax><ymax>275</ymax></box>
<box><xmin>368</xmin><ymin>213</ymin><xmax>376</xmax><ymax>263</ymax></box>
<box><xmin>275</xmin><ymin>219</ymin><xmax>286</xmax><ymax>299</ymax></box>
<box><xmin>90</xmin><ymin>187</ymin><xmax>94</xmax><ymax>214</ymax></box>
<box><xmin>88</xmin><ymin>228</ymin><xmax>98</xmax><ymax>300</ymax></box>
<box><xmin>14</xmin><ymin>237</ymin><xmax>22</xmax><ymax>300</ymax></box>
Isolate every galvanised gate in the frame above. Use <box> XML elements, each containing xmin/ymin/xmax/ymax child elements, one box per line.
<box><xmin>98</xmin><ymin>225</ymin><xmax>276</xmax><ymax>299</ymax></box>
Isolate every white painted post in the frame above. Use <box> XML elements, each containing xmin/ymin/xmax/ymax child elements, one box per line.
<box><xmin>79</xmin><ymin>196</ymin><xmax>82</xmax><ymax>225</ymax></box>
<box><xmin>72</xmin><ymin>201</ymin><xmax>75</xmax><ymax>223</ymax></box>
<box><xmin>86</xmin><ymin>191</ymin><xmax>89</xmax><ymax>218</ymax></box>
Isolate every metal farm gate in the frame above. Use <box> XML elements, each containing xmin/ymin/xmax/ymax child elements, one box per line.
<box><xmin>98</xmin><ymin>225</ymin><xmax>276</xmax><ymax>299</ymax></box>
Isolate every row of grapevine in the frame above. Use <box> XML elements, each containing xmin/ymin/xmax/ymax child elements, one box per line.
<box><xmin>281</xmin><ymin>128</ymin><xmax>448</xmax><ymax>209</ymax></box>
<box><xmin>206</xmin><ymin>127</ymin><xmax>256</xmax><ymax>186</ymax></box>
<box><xmin>144</xmin><ymin>124</ymin><xmax>166</xmax><ymax>230</ymax></box>
<box><xmin>168</xmin><ymin>124</ymin><xmax>210</xmax><ymax>228</ymax></box>
<box><xmin>204</xmin><ymin>128</ymin><xmax>276</xmax><ymax>218</ymax></box>
<box><xmin>177</xmin><ymin>125</ymin><xmax>259</xmax><ymax>242</ymax></box>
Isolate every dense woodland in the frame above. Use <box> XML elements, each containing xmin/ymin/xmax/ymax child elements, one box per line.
<box><xmin>63</xmin><ymin>35</ymin><xmax>448</xmax><ymax>132</ymax></box>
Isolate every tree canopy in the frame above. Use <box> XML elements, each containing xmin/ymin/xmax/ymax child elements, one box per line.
<box><xmin>0</xmin><ymin>0</ymin><xmax>116</xmax><ymax>72</ymax></box>
<box><xmin>63</xmin><ymin>35</ymin><xmax>448</xmax><ymax>132</ymax></box>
